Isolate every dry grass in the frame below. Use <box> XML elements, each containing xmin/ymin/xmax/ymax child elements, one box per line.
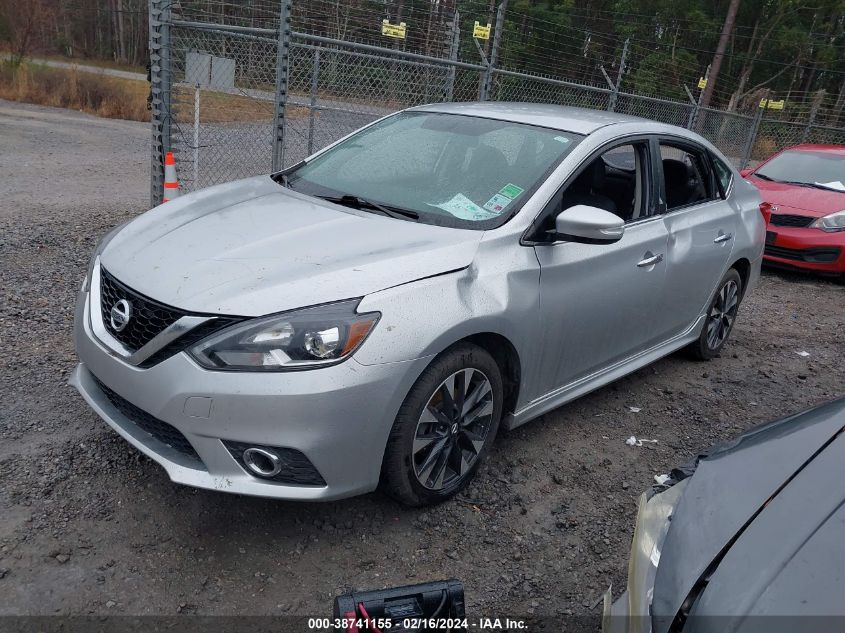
<box><xmin>753</xmin><ymin>136</ymin><xmax>779</xmax><ymax>161</ymax></box>
<box><xmin>0</xmin><ymin>61</ymin><xmax>307</xmax><ymax>123</ymax></box>
<box><xmin>0</xmin><ymin>61</ymin><xmax>150</xmax><ymax>121</ymax></box>
<box><xmin>172</xmin><ymin>86</ymin><xmax>308</xmax><ymax>123</ymax></box>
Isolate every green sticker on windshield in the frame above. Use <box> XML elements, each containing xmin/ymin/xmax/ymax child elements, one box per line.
<box><xmin>499</xmin><ymin>183</ymin><xmax>524</xmax><ymax>200</ymax></box>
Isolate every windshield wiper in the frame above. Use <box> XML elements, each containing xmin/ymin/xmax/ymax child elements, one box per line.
<box><xmin>753</xmin><ymin>173</ymin><xmax>777</xmax><ymax>182</ymax></box>
<box><xmin>317</xmin><ymin>194</ymin><xmax>419</xmax><ymax>220</ymax></box>
<box><xmin>781</xmin><ymin>180</ymin><xmax>843</xmax><ymax>193</ymax></box>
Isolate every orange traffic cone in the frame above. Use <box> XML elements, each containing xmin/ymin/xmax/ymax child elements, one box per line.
<box><xmin>163</xmin><ymin>151</ymin><xmax>180</xmax><ymax>202</ymax></box>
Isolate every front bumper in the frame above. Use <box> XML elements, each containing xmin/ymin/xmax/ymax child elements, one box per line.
<box><xmin>72</xmin><ymin>287</ymin><xmax>431</xmax><ymax>500</ymax></box>
<box><xmin>763</xmin><ymin>226</ymin><xmax>845</xmax><ymax>274</ymax></box>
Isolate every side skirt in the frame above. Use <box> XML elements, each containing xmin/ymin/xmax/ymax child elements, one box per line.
<box><xmin>506</xmin><ymin>314</ymin><xmax>705</xmax><ymax>430</ymax></box>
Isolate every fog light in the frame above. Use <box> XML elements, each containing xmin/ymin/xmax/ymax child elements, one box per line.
<box><xmin>242</xmin><ymin>447</ymin><xmax>283</xmax><ymax>477</ymax></box>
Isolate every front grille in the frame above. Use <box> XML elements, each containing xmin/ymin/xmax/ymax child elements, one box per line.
<box><xmin>224</xmin><ymin>441</ymin><xmax>326</xmax><ymax>486</ymax></box>
<box><xmin>100</xmin><ymin>268</ymin><xmax>185</xmax><ymax>352</ymax></box>
<box><xmin>765</xmin><ymin>245</ymin><xmax>842</xmax><ymax>263</ymax></box>
<box><xmin>770</xmin><ymin>214</ymin><xmax>814</xmax><ymax>228</ymax></box>
<box><xmin>93</xmin><ymin>375</ymin><xmax>203</xmax><ymax>466</ymax></box>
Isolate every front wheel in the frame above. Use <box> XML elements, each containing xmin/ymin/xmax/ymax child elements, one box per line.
<box><xmin>687</xmin><ymin>268</ymin><xmax>743</xmax><ymax>360</ymax></box>
<box><xmin>381</xmin><ymin>343</ymin><xmax>503</xmax><ymax>506</ymax></box>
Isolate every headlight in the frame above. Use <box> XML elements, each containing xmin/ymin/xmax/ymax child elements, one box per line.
<box><xmin>810</xmin><ymin>210</ymin><xmax>845</xmax><ymax>232</ymax></box>
<box><xmin>189</xmin><ymin>300</ymin><xmax>379</xmax><ymax>371</ymax></box>
<box><xmin>618</xmin><ymin>480</ymin><xmax>687</xmax><ymax>629</ymax></box>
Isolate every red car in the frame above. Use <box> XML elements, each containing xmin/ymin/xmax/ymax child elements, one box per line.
<box><xmin>742</xmin><ymin>144</ymin><xmax>845</xmax><ymax>278</ymax></box>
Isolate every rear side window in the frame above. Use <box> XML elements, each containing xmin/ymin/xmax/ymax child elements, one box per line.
<box><xmin>659</xmin><ymin>142</ymin><xmax>717</xmax><ymax>211</ymax></box>
<box><xmin>712</xmin><ymin>155</ymin><xmax>733</xmax><ymax>196</ymax></box>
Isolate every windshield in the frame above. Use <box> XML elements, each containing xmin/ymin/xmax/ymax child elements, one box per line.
<box><xmin>283</xmin><ymin>112</ymin><xmax>583</xmax><ymax>229</ymax></box>
<box><xmin>755</xmin><ymin>150</ymin><xmax>845</xmax><ymax>192</ymax></box>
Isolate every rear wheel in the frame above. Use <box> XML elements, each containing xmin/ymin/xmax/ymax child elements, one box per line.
<box><xmin>381</xmin><ymin>343</ymin><xmax>503</xmax><ymax>506</ymax></box>
<box><xmin>687</xmin><ymin>268</ymin><xmax>742</xmax><ymax>360</ymax></box>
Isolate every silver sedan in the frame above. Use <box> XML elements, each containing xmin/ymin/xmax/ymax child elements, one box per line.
<box><xmin>72</xmin><ymin>103</ymin><xmax>764</xmax><ymax>505</ymax></box>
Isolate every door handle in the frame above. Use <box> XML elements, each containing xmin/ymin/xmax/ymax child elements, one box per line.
<box><xmin>637</xmin><ymin>253</ymin><xmax>664</xmax><ymax>267</ymax></box>
<box><xmin>714</xmin><ymin>232</ymin><xmax>733</xmax><ymax>243</ymax></box>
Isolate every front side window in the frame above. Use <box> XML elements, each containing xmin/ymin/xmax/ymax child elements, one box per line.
<box><xmin>754</xmin><ymin>150</ymin><xmax>845</xmax><ymax>192</ymax></box>
<box><xmin>284</xmin><ymin>112</ymin><xmax>583</xmax><ymax>229</ymax></box>
<box><xmin>531</xmin><ymin>141</ymin><xmax>650</xmax><ymax>239</ymax></box>
<box><xmin>659</xmin><ymin>142</ymin><xmax>717</xmax><ymax>211</ymax></box>
<box><xmin>558</xmin><ymin>142</ymin><xmax>649</xmax><ymax>222</ymax></box>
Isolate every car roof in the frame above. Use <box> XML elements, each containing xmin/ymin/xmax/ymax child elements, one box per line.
<box><xmin>781</xmin><ymin>143</ymin><xmax>845</xmax><ymax>155</ymax></box>
<box><xmin>409</xmin><ymin>102</ymin><xmax>662</xmax><ymax>135</ymax></box>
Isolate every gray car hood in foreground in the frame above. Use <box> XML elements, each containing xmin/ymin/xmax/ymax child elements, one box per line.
<box><xmin>652</xmin><ymin>397</ymin><xmax>845</xmax><ymax>632</ymax></box>
<box><xmin>101</xmin><ymin>176</ymin><xmax>483</xmax><ymax>316</ymax></box>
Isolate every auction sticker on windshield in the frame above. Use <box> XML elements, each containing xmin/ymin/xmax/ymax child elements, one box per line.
<box><xmin>499</xmin><ymin>183</ymin><xmax>524</xmax><ymax>199</ymax></box>
<box><xmin>432</xmin><ymin>193</ymin><xmax>500</xmax><ymax>221</ymax></box>
<box><xmin>483</xmin><ymin>183</ymin><xmax>524</xmax><ymax>213</ymax></box>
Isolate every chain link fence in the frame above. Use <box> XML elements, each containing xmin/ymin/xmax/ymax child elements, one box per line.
<box><xmin>170</xmin><ymin>24</ymin><xmax>278</xmax><ymax>191</ymax></box>
<box><xmin>148</xmin><ymin>0</ymin><xmax>845</xmax><ymax>206</ymax></box>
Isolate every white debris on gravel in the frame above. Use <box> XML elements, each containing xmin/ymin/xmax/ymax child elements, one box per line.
<box><xmin>654</xmin><ymin>474</ymin><xmax>670</xmax><ymax>485</ymax></box>
<box><xmin>628</xmin><ymin>406</ymin><xmax>642</xmax><ymax>413</ymax></box>
<box><xmin>625</xmin><ymin>436</ymin><xmax>658</xmax><ymax>447</ymax></box>
<box><xmin>795</xmin><ymin>350</ymin><xmax>811</xmax><ymax>357</ymax></box>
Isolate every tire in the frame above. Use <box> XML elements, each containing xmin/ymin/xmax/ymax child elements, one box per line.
<box><xmin>687</xmin><ymin>268</ymin><xmax>743</xmax><ymax>361</ymax></box>
<box><xmin>381</xmin><ymin>343</ymin><xmax>504</xmax><ymax>506</ymax></box>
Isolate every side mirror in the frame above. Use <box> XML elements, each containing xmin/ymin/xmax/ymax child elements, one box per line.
<box><xmin>740</xmin><ymin>168</ymin><xmax>752</xmax><ymax>178</ymax></box>
<box><xmin>552</xmin><ymin>204</ymin><xmax>625</xmax><ymax>244</ymax></box>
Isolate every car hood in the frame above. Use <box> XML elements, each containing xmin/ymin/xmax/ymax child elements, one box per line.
<box><xmin>100</xmin><ymin>176</ymin><xmax>483</xmax><ymax>316</ymax></box>
<box><xmin>747</xmin><ymin>176</ymin><xmax>845</xmax><ymax>216</ymax></box>
<box><xmin>651</xmin><ymin>397</ymin><xmax>845</xmax><ymax>632</ymax></box>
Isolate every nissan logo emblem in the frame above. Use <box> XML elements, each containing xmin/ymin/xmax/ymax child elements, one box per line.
<box><xmin>110</xmin><ymin>299</ymin><xmax>133</xmax><ymax>332</ymax></box>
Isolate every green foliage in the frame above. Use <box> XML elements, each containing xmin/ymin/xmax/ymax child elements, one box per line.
<box><xmin>455</xmin><ymin>0</ymin><xmax>845</xmax><ymax>111</ymax></box>
<box><xmin>630</xmin><ymin>49</ymin><xmax>699</xmax><ymax>100</ymax></box>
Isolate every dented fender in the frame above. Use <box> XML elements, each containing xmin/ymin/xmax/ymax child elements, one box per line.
<box><xmin>355</xmin><ymin>230</ymin><xmax>544</xmax><ymax>410</ymax></box>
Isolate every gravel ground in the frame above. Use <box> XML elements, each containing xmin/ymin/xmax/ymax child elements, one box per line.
<box><xmin>1</xmin><ymin>99</ymin><xmax>844</xmax><ymax>622</ymax></box>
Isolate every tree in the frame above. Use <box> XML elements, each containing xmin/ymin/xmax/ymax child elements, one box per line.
<box><xmin>700</xmin><ymin>0</ymin><xmax>741</xmax><ymax>108</ymax></box>
<box><xmin>0</xmin><ymin>0</ymin><xmax>49</xmax><ymax>65</ymax></box>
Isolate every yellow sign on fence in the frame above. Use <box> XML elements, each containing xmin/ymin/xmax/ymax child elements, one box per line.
<box><xmin>473</xmin><ymin>21</ymin><xmax>491</xmax><ymax>40</ymax></box>
<box><xmin>381</xmin><ymin>20</ymin><xmax>407</xmax><ymax>39</ymax></box>
<box><xmin>697</xmin><ymin>77</ymin><xmax>707</xmax><ymax>89</ymax></box>
<box><xmin>759</xmin><ymin>98</ymin><xmax>785</xmax><ymax>110</ymax></box>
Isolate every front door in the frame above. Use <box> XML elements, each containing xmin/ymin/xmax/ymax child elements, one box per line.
<box><xmin>533</xmin><ymin>140</ymin><xmax>669</xmax><ymax>396</ymax></box>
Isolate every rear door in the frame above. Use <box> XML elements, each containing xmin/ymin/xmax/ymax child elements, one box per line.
<box><xmin>654</xmin><ymin>138</ymin><xmax>738</xmax><ymax>342</ymax></box>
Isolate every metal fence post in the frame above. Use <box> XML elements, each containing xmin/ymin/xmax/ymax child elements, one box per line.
<box><xmin>741</xmin><ymin>90</ymin><xmax>768</xmax><ymax>169</ymax></box>
<box><xmin>481</xmin><ymin>0</ymin><xmax>508</xmax><ymax>101</ymax></box>
<box><xmin>686</xmin><ymin>64</ymin><xmax>709</xmax><ymax>129</ymax></box>
<box><xmin>307</xmin><ymin>48</ymin><xmax>321</xmax><ymax>155</ymax></box>
<box><xmin>801</xmin><ymin>89</ymin><xmax>825</xmax><ymax>143</ymax></box>
<box><xmin>148</xmin><ymin>0</ymin><xmax>172</xmax><ymax>207</ymax></box>
<box><xmin>686</xmin><ymin>102</ymin><xmax>699</xmax><ymax>130</ymax></box>
<box><xmin>193</xmin><ymin>84</ymin><xmax>200</xmax><ymax>187</ymax></box>
<box><xmin>271</xmin><ymin>0</ymin><xmax>293</xmax><ymax>171</ymax></box>
<box><xmin>445</xmin><ymin>10</ymin><xmax>460</xmax><ymax>101</ymax></box>
<box><xmin>607</xmin><ymin>38</ymin><xmax>628</xmax><ymax>112</ymax></box>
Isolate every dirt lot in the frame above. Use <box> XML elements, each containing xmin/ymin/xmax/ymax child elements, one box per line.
<box><xmin>1</xmin><ymin>99</ymin><xmax>844</xmax><ymax>623</ymax></box>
